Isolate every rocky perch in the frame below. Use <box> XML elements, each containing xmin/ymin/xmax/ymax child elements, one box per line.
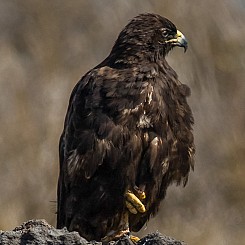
<box><xmin>0</xmin><ymin>219</ymin><xmax>187</xmax><ymax>245</ymax></box>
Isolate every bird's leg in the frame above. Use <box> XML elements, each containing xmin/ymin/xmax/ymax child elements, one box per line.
<box><xmin>125</xmin><ymin>186</ymin><xmax>146</xmax><ymax>243</ymax></box>
<box><xmin>101</xmin><ymin>211</ymin><xmax>141</xmax><ymax>243</ymax></box>
<box><xmin>101</xmin><ymin>212</ymin><xmax>130</xmax><ymax>242</ymax></box>
<box><xmin>102</xmin><ymin>187</ymin><xmax>146</xmax><ymax>242</ymax></box>
<box><xmin>125</xmin><ymin>186</ymin><xmax>146</xmax><ymax>214</ymax></box>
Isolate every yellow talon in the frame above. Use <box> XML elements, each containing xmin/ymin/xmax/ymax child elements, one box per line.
<box><xmin>130</xmin><ymin>235</ymin><xmax>140</xmax><ymax>243</ymax></box>
<box><xmin>137</xmin><ymin>191</ymin><xmax>146</xmax><ymax>200</ymax></box>
<box><xmin>125</xmin><ymin>191</ymin><xmax>146</xmax><ymax>213</ymax></box>
<box><xmin>133</xmin><ymin>186</ymin><xmax>146</xmax><ymax>200</ymax></box>
<box><xmin>126</xmin><ymin>201</ymin><xmax>138</xmax><ymax>214</ymax></box>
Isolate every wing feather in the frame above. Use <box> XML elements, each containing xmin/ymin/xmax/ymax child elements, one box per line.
<box><xmin>57</xmin><ymin>66</ymin><xmax>153</xmax><ymax>230</ymax></box>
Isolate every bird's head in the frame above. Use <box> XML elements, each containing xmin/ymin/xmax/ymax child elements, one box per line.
<box><xmin>159</xmin><ymin>29</ymin><xmax>188</xmax><ymax>53</ymax></box>
<box><xmin>110</xmin><ymin>13</ymin><xmax>188</xmax><ymax>64</ymax></box>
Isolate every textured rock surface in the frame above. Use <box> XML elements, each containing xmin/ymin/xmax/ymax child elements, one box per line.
<box><xmin>0</xmin><ymin>219</ymin><xmax>187</xmax><ymax>245</ymax></box>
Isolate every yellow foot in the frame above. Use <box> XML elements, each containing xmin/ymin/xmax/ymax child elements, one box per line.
<box><xmin>130</xmin><ymin>235</ymin><xmax>140</xmax><ymax>243</ymax></box>
<box><xmin>134</xmin><ymin>186</ymin><xmax>146</xmax><ymax>200</ymax></box>
<box><xmin>125</xmin><ymin>190</ymin><xmax>146</xmax><ymax>214</ymax></box>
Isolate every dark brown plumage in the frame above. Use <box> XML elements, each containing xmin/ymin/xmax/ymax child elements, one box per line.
<box><xmin>57</xmin><ymin>13</ymin><xmax>195</xmax><ymax>242</ymax></box>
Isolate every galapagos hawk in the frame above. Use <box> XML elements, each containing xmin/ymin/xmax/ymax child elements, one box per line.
<box><xmin>57</xmin><ymin>13</ymin><xmax>195</xmax><ymax>242</ymax></box>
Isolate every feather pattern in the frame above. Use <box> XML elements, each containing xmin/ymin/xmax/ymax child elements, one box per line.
<box><xmin>57</xmin><ymin>13</ymin><xmax>195</xmax><ymax>241</ymax></box>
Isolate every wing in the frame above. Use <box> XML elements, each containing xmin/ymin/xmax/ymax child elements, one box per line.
<box><xmin>56</xmin><ymin>65</ymin><xmax>156</xmax><ymax>232</ymax></box>
<box><xmin>129</xmin><ymin>74</ymin><xmax>195</xmax><ymax>232</ymax></box>
<box><xmin>57</xmin><ymin>82</ymin><xmax>80</xmax><ymax>228</ymax></box>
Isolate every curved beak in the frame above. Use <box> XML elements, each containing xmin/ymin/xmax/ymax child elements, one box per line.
<box><xmin>165</xmin><ymin>30</ymin><xmax>188</xmax><ymax>52</ymax></box>
<box><xmin>176</xmin><ymin>30</ymin><xmax>188</xmax><ymax>52</ymax></box>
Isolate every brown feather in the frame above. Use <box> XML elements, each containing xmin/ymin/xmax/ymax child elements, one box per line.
<box><xmin>57</xmin><ymin>13</ymin><xmax>195</xmax><ymax>241</ymax></box>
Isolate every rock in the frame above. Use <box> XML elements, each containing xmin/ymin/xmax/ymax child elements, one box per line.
<box><xmin>0</xmin><ymin>219</ymin><xmax>187</xmax><ymax>245</ymax></box>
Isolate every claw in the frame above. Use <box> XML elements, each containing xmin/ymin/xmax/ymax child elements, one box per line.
<box><xmin>125</xmin><ymin>190</ymin><xmax>146</xmax><ymax>214</ymax></box>
<box><xmin>130</xmin><ymin>235</ymin><xmax>140</xmax><ymax>243</ymax></box>
<box><xmin>134</xmin><ymin>186</ymin><xmax>146</xmax><ymax>200</ymax></box>
<box><xmin>136</xmin><ymin>190</ymin><xmax>146</xmax><ymax>200</ymax></box>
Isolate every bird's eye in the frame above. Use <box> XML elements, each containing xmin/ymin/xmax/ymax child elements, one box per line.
<box><xmin>160</xmin><ymin>28</ymin><xmax>176</xmax><ymax>39</ymax></box>
<box><xmin>160</xmin><ymin>28</ymin><xmax>169</xmax><ymax>38</ymax></box>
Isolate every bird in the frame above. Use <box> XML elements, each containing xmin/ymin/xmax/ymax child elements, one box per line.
<box><xmin>57</xmin><ymin>13</ymin><xmax>195</xmax><ymax>242</ymax></box>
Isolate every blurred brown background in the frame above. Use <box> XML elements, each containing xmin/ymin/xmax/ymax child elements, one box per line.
<box><xmin>0</xmin><ymin>1</ymin><xmax>244</xmax><ymax>244</ymax></box>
